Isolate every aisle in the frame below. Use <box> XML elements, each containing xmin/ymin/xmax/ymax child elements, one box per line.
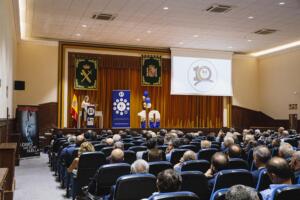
<box><xmin>14</xmin><ymin>153</ymin><xmax>68</xmax><ymax>200</ymax></box>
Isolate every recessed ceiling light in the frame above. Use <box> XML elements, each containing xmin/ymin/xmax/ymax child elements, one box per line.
<box><xmin>193</xmin><ymin>34</ymin><xmax>199</xmax><ymax>38</ymax></box>
<box><xmin>163</xmin><ymin>6</ymin><xmax>169</xmax><ymax>10</ymax></box>
<box><xmin>279</xmin><ymin>2</ymin><xmax>285</xmax><ymax>5</ymax></box>
<box><xmin>75</xmin><ymin>33</ymin><xmax>81</xmax><ymax>36</ymax></box>
<box><xmin>247</xmin><ymin>39</ymin><xmax>252</xmax><ymax>42</ymax></box>
<box><xmin>147</xmin><ymin>30</ymin><xmax>152</xmax><ymax>34</ymax></box>
<box><xmin>136</xmin><ymin>38</ymin><xmax>141</xmax><ymax>41</ymax></box>
<box><xmin>179</xmin><ymin>42</ymin><xmax>184</xmax><ymax>45</ymax></box>
<box><xmin>81</xmin><ymin>24</ymin><xmax>87</xmax><ymax>28</ymax></box>
<box><xmin>248</xmin><ymin>16</ymin><xmax>254</xmax><ymax>19</ymax></box>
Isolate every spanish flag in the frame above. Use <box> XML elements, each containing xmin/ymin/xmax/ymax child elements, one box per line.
<box><xmin>71</xmin><ymin>94</ymin><xmax>78</xmax><ymax>126</ymax></box>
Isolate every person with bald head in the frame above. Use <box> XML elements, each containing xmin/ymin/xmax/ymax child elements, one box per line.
<box><xmin>110</xmin><ymin>149</ymin><xmax>124</xmax><ymax>163</ymax></box>
<box><xmin>106</xmin><ymin>138</ymin><xmax>114</xmax><ymax>146</ymax></box>
<box><xmin>205</xmin><ymin>152</ymin><xmax>229</xmax><ymax>189</ymax></box>
<box><xmin>260</xmin><ymin>157</ymin><xmax>293</xmax><ymax>200</ymax></box>
<box><xmin>228</xmin><ymin>144</ymin><xmax>242</xmax><ymax>159</ymax></box>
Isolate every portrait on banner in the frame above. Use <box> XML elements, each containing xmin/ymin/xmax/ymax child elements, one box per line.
<box><xmin>141</xmin><ymin>55</ymin><xmax>162</xmax><ymax>86</ymax></box>
<box><xmin>74</xmin><ymin>57</ymin><xmax>98</xmax><ymax>90</ymax></box>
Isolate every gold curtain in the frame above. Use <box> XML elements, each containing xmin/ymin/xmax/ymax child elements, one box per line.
<box><xmin>67</xmin><ymin>52</ymin><xmax>223</xmax><ymax>128</ymax></box>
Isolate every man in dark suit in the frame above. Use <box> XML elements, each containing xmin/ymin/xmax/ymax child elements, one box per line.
<box><xmin>252</xmin><ymin>146</ymin><xmax>271</xmax><ymax>185</ymax></box>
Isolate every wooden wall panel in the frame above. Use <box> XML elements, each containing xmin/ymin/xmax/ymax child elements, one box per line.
<box><xmin>38</xmin><ymin>102</ymin><xmax>58</xmax><ymax>135</ymax></box>
<box><xmin>232</xmin><ymin>105</ymin><xmax>300</xmax><ymax>131</ymax></box>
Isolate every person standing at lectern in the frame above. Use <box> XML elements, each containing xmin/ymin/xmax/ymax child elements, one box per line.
<box><xmin>81</xmin><ymin>95</ymin><xmax>90</xmax><ymax>127</ymax></box>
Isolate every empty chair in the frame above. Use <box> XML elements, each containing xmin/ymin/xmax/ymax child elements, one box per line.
<box><xmin>256</xmin><ymin>169</ymin><xmax>272</xmax><ymax>192</ymax></box>
<box><xmin>101</xmin><ymin>146</ymin><xmax>114</xmax><ymax>157</ymax></box>
<box><xmin>198</xmin><ymin>148</ymin><xmax>218</xmax><ymax>162</ymax></box>
<box><xmin>179</xmin><ymin>145</ymin><xmax>198</xmax><ymax>152</ymax></box>
<box><xmin>94</xmin><ymin>144</ymin><xmax>106</xmax><ymax>151</ymax></box>
<box><xmin>149</xmin><ymin>161</ymin><xmax>172</xmax><ymax>176</ymax></box>
<box><xmin>72</xmin><ymin>152</ymin><xmax>106</xmax><ymax>199</ymax></box>
<box><xmin>128</xmin><ymin>145</ymin><xmax>147</xmax><ymax>153</ymax></box>
<box><xmin>211</xmin><ymin>169</ymin><xmax>255</xmax><ymax>194</ymax></box>
<box><xmin>210</xmin><ymin>188</ymin><xmax>228</xmax><ymax>200</ymax></box>
<box><xmin>181</xmin><ymin>171</ymin><xmax>209</xmax><ymax>200</ymax></box>
<box><xmin>112</xmin><ymin>173</ymin><xmax>157</xmax><ymax>200</ymax></box>
<box><xmin>228</xmin><ymin>158</ymin><xmax>249</xmax><ymax>170</ymax></box>
<box><xmin>181</xmin><ymin>160</ymin><xmax>210</xmax><ymax>173</ymax></box>
<box><xmin>148</xmin><ymin>191</ymin><xmax>199</xmax><ymax>200</ymax></box>
<box><xmin>272</xmin><ymin>185</ymin><xmax>300</xmax><ymax>200</ymax></box>
<box><xmin>88</xmin><ymin>163</ymin><xmax>131</xmax><ymax>197</ymax></box>
<box><xmin>170</xmin><ymin>149</ymin><xmax>188</xmax><ymax>166</ymax></box>
<box><xmin>123</xmin><ymin>150</ymin><xmax>136</xmax><ymax>164</ymax></box>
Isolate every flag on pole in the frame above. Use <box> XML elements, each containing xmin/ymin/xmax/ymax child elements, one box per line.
<box><xmin>71</xmin><ymin>94</ymin><xmax>78</xmax><ymax>126</ymax></box>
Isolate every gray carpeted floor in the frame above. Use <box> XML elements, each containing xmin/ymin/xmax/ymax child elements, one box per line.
<box><xmin>15</xmin><ymin>153</ymin><xmax>68</xmax><ymax>200</ymax></box>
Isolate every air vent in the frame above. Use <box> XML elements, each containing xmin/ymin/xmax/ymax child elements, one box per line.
<box><xmin>91</xmin><ymin>13</ymin><xmax>116</xmax><ymax>21</ymax></box>
<box><xmin>206</xmin><ymin>4</ymin><xmax>232</xmax><ymax>13</ymax></box>
<box><xmin>254</xmin><ymin>28</ymin><xmax>277</xmax><ymax>35</ymax></box>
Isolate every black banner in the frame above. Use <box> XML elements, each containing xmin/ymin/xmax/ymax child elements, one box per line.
<box><xmin>17</xmin><ymin>105</ymin><xmax>40</xmax><ymax>157</ymax></box>
<box><xmin>74</xmin><ymin>58</ymin><xmax>98</xmax><ymax>90</ymax></box>
<box><xmin>141</xmin><ymin>55</ymin><xmax>162</xmax><ymax>86</ymax></box>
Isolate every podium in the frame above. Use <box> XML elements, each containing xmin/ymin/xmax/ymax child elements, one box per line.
<box><xmin>78</xmin><ymin>110</ymin><xmax>103</xmax><ymax>128</ymax></box>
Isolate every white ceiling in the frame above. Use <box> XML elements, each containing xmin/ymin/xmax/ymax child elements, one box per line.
<box><xmin>19</xmin><ymin>0</ymin><xmax>300</xmax><ymax>53</ymax></box>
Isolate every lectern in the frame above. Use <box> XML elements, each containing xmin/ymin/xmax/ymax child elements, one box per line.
<box><xmin>78</xmin><ymin>110</ymin><xmax>103</xmax><ymax>128</ymax></box>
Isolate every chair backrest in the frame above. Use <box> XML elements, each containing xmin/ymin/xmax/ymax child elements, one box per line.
<box><xmin>157</xmin><ymin>145</ymin><xmax>168</xmax><ymax>152</ymax></box>
<box><xmin>94</xmin><ymin>143</ymin><xmax>106</xmax><ymax>151</ymax></box>
<box><xmin>101</xmin><ymin>146</ymin><xmax>114</xmax><ymax>157</ymax></box>
<box><xmin>246</xmin><ymin>148</ymin><xmax>254</xmax><ymax>165</ymax></box>
<box><xmin>198</xmin><ymin>148</ymin><xmax>218</xmax><ymax>162</ymax></box>
<box><xmin>228</xmin><ymin>158</ymin><xmax>249</xmax><ymax>170</ymax></box>
<box><xmin>132</xmin><ymin>140</ymin><xmax>144</xmax><ymax>146</ymax></box>
<box><xmin>114</xmin><ymin>173</ymin><xmax>157</xmax><ymax>200</ymax></box>
<box><xmin>77</xmin><ymin>152</ymin><xmax>106</xmax><ymax>187</ymax></box>
<box><xmin>181</xmin><ymin>160</ymin><xmax>210</xmax><ymax>173</ymax></box>
<box><xmin>211</xmin><ymin>144</ymin><xmax>220</xmax><ymax>149</ymax></box>
<box><xmin>128</xmin><ymin>145</ymin><xmax>147</xmax><ymax>153</ymax></box>
<box><xmin>256</xmin><ymin>168</ymin><xmax>272</xmax><ymax>192</ymax></box>
<box><xmin>142</xmin><ymin>150</ymin><xmax>166</xmax><ymax>162</ymax></box>
<box><xmin>95</xmin><ymin>163</ymin><xmax>131</xmax><ymax>195</ymax></box>
<box><xmin>149</xmin><ymin>191</ymin><xmax>199</xmax><ymax>200</ymax></box>
<box><xmin>181</xmin><ymin>171</ymin><xmax>209</xmax><ymax>200</ymax></box>
<box><xmin>271</xmin><ymin>147</ymin><xmax>279</xmax><ymax>157</ymax></box>
<box><xmin>210</xmin><ymin>188</ymin><xmax>228</xmax><ymax>200</ymax></box>
<box><xmin>149</xmin><ymin>161</ymin><xmax>172</xmax><ymax>176</ymax></box>
<box><xmin>123</xmin><ymin>150</ymin><xmax>136</xmax><ymax>164</ymax></box>
<box><xmin>273</xmin><ymin>185</ymin><xmax>300</xmax><ymax>200</ymax></box>
<box><xmin>212</xmin><ymin>169</ymin><xmax>254</xmax><ymax>194</ymax></box>
<box><xmin>179</xmin><ymin>145</ymin><xmax>198</xmax><ymax>152</ymax></box>
<box><xmin>123</xmin><ymin>142</ymin><xmax>135</xmax><ymax>150</ymax></box>
<box><xmin>122</xmin><ymin>138</ymin><xmax>133</xmax><ymax>143</ymax></box>
<box><xmin>170</xmin><ymin>149</ymin><xmax>188</xmax><ymax>166</ymax></box>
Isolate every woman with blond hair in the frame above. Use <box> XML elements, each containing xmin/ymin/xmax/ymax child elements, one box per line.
<box><xmin>67</xmin><ymin>141</ymin><xmax>95</xmax><ymax>173</ymax></box>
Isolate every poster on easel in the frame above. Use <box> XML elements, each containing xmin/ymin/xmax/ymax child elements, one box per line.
<box><xmin>17</xmin><ymin>105</ymin><xmax>40</xmax><ymax>157</ymax></box>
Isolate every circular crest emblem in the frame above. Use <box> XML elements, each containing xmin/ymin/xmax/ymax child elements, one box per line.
<box><xmin>119</xmin><ymin>91</ymin><xmax>124</xmax><ymax>97</ymax></box>
<box><xmin>87</xmin><ymin>107</ymin><xmax>95</xmax><ymax>115</ymax></box>
<box><xmin>187</xmin><ymin>59</ymin><xmax>217</xmax><ymax>92</ymax></box>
